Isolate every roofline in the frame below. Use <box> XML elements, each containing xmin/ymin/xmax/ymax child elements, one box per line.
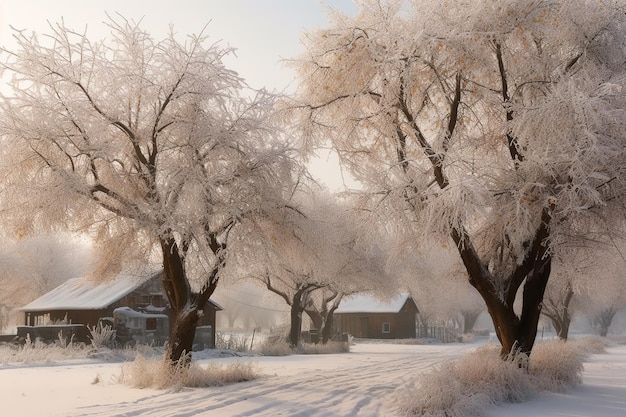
<box><xmin>334</xmin><ymin>310</ymin><xmax>405</xmax><ymax>314</ymax></box>
<box><xmin>22</xmin><ymin>307</ymin><xmax>110</xmax><ymax>312</ymax></box>
<box><xmin>24</xmin><ymin>300</ymin><xmax>224</xmax><ymax>312</ymax></box>
<box><xmin>334</xmin><ymin>293</ymin><xmax>415</xmax><ymax>314</ymax></box>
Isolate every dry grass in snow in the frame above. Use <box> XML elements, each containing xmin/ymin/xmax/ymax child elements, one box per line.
<box><xmin>0</xmin><ymin>335</ymin><xmax>90</xmax><ymax>365</ymax></box>
<box><xmin>117</xmin><ymin>354</ymin><xmax>258</xmax><ymax>390</ymax></box>
<box><xmin>258</xmin><ymin>340</ymin><xmax>293</xmax><ymax>356</ymax></box>
<box><xmin>397</xmin><ymin>337</ymin><xmax>608</xmax><ymax>417</ymax></box>
<box><xmin>297</xmin><ymin>341</ymin><xmax>350</xmax><ymax>354</ymax></box>
<box><xmin>0</xmin><ymin>337</ymin><xmax>170</xmax><ymax>366</ymax></box>
<box><xmin>257</xmin><ymin>335</ymin><xmax>351</xmax><ymax>356</ymax></box>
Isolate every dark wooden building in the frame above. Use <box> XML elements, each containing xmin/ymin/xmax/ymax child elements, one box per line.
<box><xmin>20</xmin><ymin>270</ymin><xmax>222</xmax><ymax>347</ymax></box>
<box><xmin>333</xmin><ymin>293</ymin><xmax>419</xmax><ymax>339</ymax></box>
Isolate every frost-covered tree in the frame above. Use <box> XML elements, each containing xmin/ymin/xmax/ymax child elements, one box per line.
<box><xmin>577</xmin><ymin>244</ymin><xmax>626</xmax><ymax>336</ymax></box>
<box><xmin>304</xmin><ymin>288</ymin><xmax>343</xmax><ymax>344</ymax></box>
<box><xmin>542</xmin><ymin>278</ymin><xmax>575</xmax><ymax>340</ymax></box>
<box><xmin>541</xmin><ymin>245</ymin><xmax>598</xmax><ymax>340</ymax></box>
<box><xmin>237</xmin><ymin>191</ymin><xmax>388</xmax><ymax>347</ymax></box>
<box><xmin>14</xmin><ymin>234</ymin><xmax>93</xmax><ymax>296</ymax></box>
<box><xmin>0</xmin><ymin>234</ymin><xmax>92</xmax><ymax>331</ymax></box>
<box><xmin>393</xmin><ymin>242</ymin><xmax>484</xmax><ymax>335</ymax></box>
<box><xmin>0</xmin><ymin>17</ymin><xmax>295</xmax><ymax>363</ymax></box>
<box><xmin>213</xmin><ymin>282</ymin><xmax>286</xmax><ymax>330</ymax></box>
<box><xmin>292</xmin><ymin>0</ymin><xmax>626</xmax><ymax>356</ymax></box>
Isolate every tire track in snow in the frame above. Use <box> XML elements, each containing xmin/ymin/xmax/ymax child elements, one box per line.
<box><xmin>70</xmin><ymin>344</ymin><xmax>475</xmax><ymax>417</ymax></box>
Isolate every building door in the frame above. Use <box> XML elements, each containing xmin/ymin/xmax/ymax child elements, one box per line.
<box><xmin>359</xmin><ymin>316</ymin><xmax>369</xmax><ymax>338</ymax></box>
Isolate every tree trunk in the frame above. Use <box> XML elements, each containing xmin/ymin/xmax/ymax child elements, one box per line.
<box><xmin>304</xmin><ymin>303</ymin><xmax>323</xmax><ymax>331</ymax></box>
<box><xmin>288</xmin><ymin>288</ymin><xmax>308</xmax><ymax>348</ymax></box>
<box><xmin>168</xmin><ymin>308</ymin><xmax>199</xmax><ymax>365</ymax></box>
<box><xmin>321</xmin><ymin>303</ymin><xmax>341</xmax><ymax>344</ymax></box>
<box><xmin>556</xmin><ymin>314</ymin><xmax>571</xmax><ymax>340</ymax></box>
<box><xmin>451</xmin><ymin>205</ymin><xmax>553</xmax><ymax>358</ymax></box>
<box><xmin>304</xmin><ymin>293</ymin><xmax>342</xmax><ymax>344</ymax></box>
<box><xmin>262</xmin><ymin>278</ymin><xmax>320</xmax><ymax>349</ymax></box>
<box><xmin>480</xmin><ymin>258</ymin><xmax>551</xmax><ymax>357</ymax></box>
<box><xmin>289</xmin><ymin>284</ymin><xmax>317</xmax><ymax>349</ymax></box>
<box><xmin>461</xmin><ymin>309</ymin><xmax>482</xmax><ymax>334</ymax></box>
<box><xmin>542</xmin><ymin>284</ymin><xmax>574</xmax><ymax>340</ymax></box>
<box><xmin>160</xmin><ymin>237</ymin><xmax>216</xmax><ymax>364</ymax></box>
<box><xmin>595</xmin><ymin>308</ymin><xmax>616</xmax><ymax>337</ymax></box>
<box><xmin>549</xmin><ymin>317</ymin><xmax>563</xmax><ymax>339</ymax></box>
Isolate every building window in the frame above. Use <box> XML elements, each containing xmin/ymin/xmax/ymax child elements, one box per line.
<box><xmin>382</xmin><ymin>322</ymin><xmax>391</xmax><ymax>334</ymax></box>
<box><xmin>146</xmin><ymin>318</ymin><xmax>157</xmax><ymax>331</ymax></box>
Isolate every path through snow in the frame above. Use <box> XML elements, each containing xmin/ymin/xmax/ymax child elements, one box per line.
<box><xmin>71</xmin><ymin>342</ymin><xmax>474</xmax><ymax>417</ymax></box>
<box><xmin>4</xmin><ymin>340</ymin><xmax>626</xmax><ymax>416</ymax></box>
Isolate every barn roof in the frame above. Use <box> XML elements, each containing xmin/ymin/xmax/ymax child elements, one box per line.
<box><xmin>21</xmin><ymin>271</ymin><xmax>161</xmax><ymax>312</ymax></box>
<box><xmin>335</xmin><ymin>293</ymin><xmax>413</xmax><ymax>314</ymax></box>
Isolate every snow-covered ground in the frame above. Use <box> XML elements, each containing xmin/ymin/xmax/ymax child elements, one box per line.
<box><xmin>1</xmin><ymin>339</ymin><xmax>625</xmax><ymax>417</ymax></box>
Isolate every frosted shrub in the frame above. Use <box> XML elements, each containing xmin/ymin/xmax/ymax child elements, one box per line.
<box><xmin>259</xmin><ymin>339</ymin><xmax>293</xmax><ymax>356</ymax></box>
<box><xmin>297</xmin><ymin>341</ymin><xmax>350</xmax><ymax>354</ymax></box>
<box><xmin>258</xmin><ymin>338</ymin><xmax>350</xmax><ymax>356</ymax></box>
<box><xmin>460</xmin><ymin>333</ymin><xmax>476</xmax><ymax>343</ymax></box>
<box><xmin>118</xmin><ymin>354</ymin><xmax>258</xmax><ymax>390</ymax></box>
<box><xmin>0</xmin><ymin>335</ymin><xmax>89</xmax><ymax>365</ymax></box>
<box><xmin>530</xmin><ymin>340</ymin><xmax>584</xmax><ymax>391</ymax></box>
<box><xmin>530</xmin><ymin>337</ymin><xmax>608</xmax><ymax>391</ymax></box>
<box><xmin>397</xmin><ymin>361</ymin><xmax>486</xmax><ymax>417</ymax></box>
<box><xmin>571</xmin><ymin>336</ymin><xmax>608</xmax><ymax>355</ymax></box>
<box><xmin>88</xmin><ymin>324</ymin><xmax>116</xmax><ymax>349</ymax></box>
<box><xmin>397</xmin><ymin>345</ymin><xmax>534</xmax><ymax>417</ymax></box>
<box><xmin>54</xmin><ymin>331</ymin><xmax>74</xmax><ymax>349</ymax></box>
<box><xmin>397</xmin><ymin>338</ymin><xmax>600</xmax><ymax>417</ymax></box>
<box><xmin>215</xmin><ymin>332</ymin><xmax>251</xmax><ymax>352</ymax></box>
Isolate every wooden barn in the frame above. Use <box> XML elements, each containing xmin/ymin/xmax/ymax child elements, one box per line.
<box><xmin>333</xmin><ymin>293</ymin><xmax>419</xmax><ymax>339</ymax></box>
<box><xmin>19</xmin><ymin>270</ymin><xmax>222</xmax><ymax>347</ymax></box>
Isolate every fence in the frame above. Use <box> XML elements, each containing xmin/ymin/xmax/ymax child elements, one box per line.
<box><xmin>416</xmin><ymin>325</ymin><xmax>459</xmax><ymax>343</ymax></box>
<box><xmin>0</xmin><ymin>334</ymin><xmax>17</xmax><ymax>343</ymax></box>
<box><xmin>16</xmin><ymin>325</ymin><xmax>91</xmax><ymax>344</ymax></box>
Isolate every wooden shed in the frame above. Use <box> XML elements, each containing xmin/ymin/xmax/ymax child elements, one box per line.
<box><xmin>20</xmin><ymin>270</ymin><xmax>222</xmax><ymax>347</ymax></box>
<box><xmin>333</xmin><ymin>293</ymin><xmax>419</xmax><ymax>339</ymax></box>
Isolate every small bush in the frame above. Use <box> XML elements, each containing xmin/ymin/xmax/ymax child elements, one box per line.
<box><xmin>259</xmin><ymin>339</ymin><xmax>293</xmax><ymax>356</ymax></box>
<box><xmin>571</xmin><ymin>336</ymin><xmax>608</xmax><ymax>354</ymax></box>
<box><xmin>297</xmin><ymin>341</ymin><xmax>350</xmax><ymax>354</ymax></box>
<box><xmin>215</xmin><ymin>332</ymin><xmax>252</xmax><ymax>352</ymax></box>
<box><xmin>258</xmin><ymin>337</ymin><xmax>351</xmax><ymax>356</ymax></box>
<box><xmin>530</xmin><ymin>340</ymin><xmax>584</xmax><ymax>391</ymax></box>
<box><xmin>396</xmin><ymin>338</ymin><xmax>602</xmax><ymax>417</ymax></box>
<box><xmin>117</xmin><ymin>354</ymin><xmax>258</xmax><ymax>390</ymax></box>
<box><xmin>472</xmin><ymin>328</ymin><xmax>491</xmax><ymax>337</ymax></box>
<box><xmin>88</xmin><ymin>324</ymin><xmax>116</xmax><ymax>349</ymax></box>
<box><xmin>460</xmin><ymin>333</ymin><xmax>476</xmax><ymax>343</ymax></box>
<box><xmin>54</xmin><ymin>330</ymin><xmax>78</xmax><ymax>349</ymax></box>
<box><xmin>397</xmin><ymin>345</ymin><xmax>534</xmax><ymax>417</ymax></box>
<box><xmin>0</xmin><ymin>335</ymin><xmax>89</xmax><ymax>365</ymax></box>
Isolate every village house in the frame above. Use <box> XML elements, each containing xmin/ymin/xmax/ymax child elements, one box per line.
<box><xmin>333</xmin><ymin>293</ymin><xmax>419</xmax><ymax>339</ymax></box>
<box><xmin>19</xmin><ymin>270</ymin><xmax>222</xmax><ymax>348</ymax></box>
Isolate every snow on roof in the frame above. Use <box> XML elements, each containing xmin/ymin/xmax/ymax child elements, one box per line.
<box><xmin>113</xmin><ymin>307</ymin><xmax>168</xmax><ymax>319</ymax></box>
<box><xmin>207</xmin><ymin>299</ymin><xmax>224</xmax><ymax>311</ymax></box>
<box><xmin>21</xmin><ymin>271</ymin><xmax>160</xmax><ymax>312</ymax></box>
<box><xmin>335</xmin><ymin>293</ymin><xmax>412</xmax><ymax>314</ymax></box>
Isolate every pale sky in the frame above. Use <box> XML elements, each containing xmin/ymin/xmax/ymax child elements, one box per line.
<box><xmin>0</xmin><ymin>0</ymin><xmax>358</xmax><ymax>92</ymax></box>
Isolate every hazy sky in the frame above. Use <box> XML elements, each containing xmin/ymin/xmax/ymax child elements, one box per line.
<box><xmin>0</xmin><ymin>0</ymin><xmax>358</xmax><ymax>92</ymax></box>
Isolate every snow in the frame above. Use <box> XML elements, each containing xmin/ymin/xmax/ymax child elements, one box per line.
<box><xmin>21</xmin><ymin>272</ymin><xmax>160</xmax><ymax>312</ymax></box>
<box><xmin>2</xmin><ymin>339</ymin><xmax>626</xmax><ymax>416</ymax></box>
<box><xmin>335</xmin><ymin>293</ymin><xmax>411</xmax><ymax>313</ymax></box>
<box><xmin>113</xmin><ymin>307</ymin><xmax>167</xmax><ymax>319</ymax></box>
<box><xmin>487</xmin><ymin>344</ymin><xmax>626</xmax><ymax>417</ymax></box>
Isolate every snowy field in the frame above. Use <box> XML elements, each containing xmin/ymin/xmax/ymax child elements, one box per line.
<box><xmin>1</xmin><ymin>339</ymin><xmax>626</xmax><ymax>417</ymax></box>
